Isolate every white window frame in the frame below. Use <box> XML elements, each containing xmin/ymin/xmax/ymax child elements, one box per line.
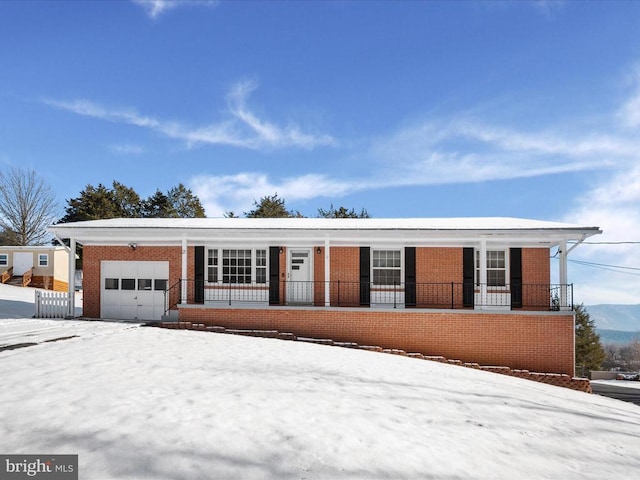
<box><xmin>0</xmin><ymin>254</ymin><xmax>7</xmax><ymax>267</ymax></box>
<box><xmin>371</xmin><ymin>249</ymin><xmax>403</xmax><ymax>286</ymax></box>
<box><xmin>206</xmin><ymin>248</ymin><xmax>268</xmax><ymax>285</ymax></box>
<box><xmin>475</xmin><ymin>249</ymin><xmax>508</xmax><ymax>288</ymax></box>
<box><xmin>38</xmin><ymin>254</ymin><xmax>49</xmax><ymax>267</ymax></box>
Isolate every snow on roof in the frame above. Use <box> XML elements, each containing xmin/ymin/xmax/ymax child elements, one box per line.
<box><xmin>49</xmin><ymin>216</ymin><xmax>600</xmax><ymax>232</ymax></box>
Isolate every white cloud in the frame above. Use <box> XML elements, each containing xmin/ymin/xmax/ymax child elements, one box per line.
<box><xmin>43</xmin><ymin>82</ymin><xmax>335</xmax><ymax>151</ymax></box>
<box><xmin>561</xmin><ymin>164</ymin><xmax>640</xmax><ymax>304</ymax></box>
<box><xmin>132</xmin><ymin>0</ymin><xmax>218</xmax><ymax>19</ymax></box>
<box><xmin>109</xmin><ymin>144</ymin><xmax>144</xmax><ymax>155</ymax></box>
<box><xmin>370</xmin><ymin>118</ymin><xmax>638</xmax><ymax>187</ymax></box>
<box><xmin>190</xmin><ymin>172</ymin><xmax>357</xmax><ymax>217</ymax></box>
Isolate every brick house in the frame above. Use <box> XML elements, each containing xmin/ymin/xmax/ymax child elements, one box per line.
<box><xmin>49</xmin><ymin>217</ymin><xmax>601</xmax><ymax>375</ymax></box>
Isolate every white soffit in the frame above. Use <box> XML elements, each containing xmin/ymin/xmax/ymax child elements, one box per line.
<box><xmin>48</xmin><ymin>217</ymin><xmax>602</xmax><ymax>246</ymax></box>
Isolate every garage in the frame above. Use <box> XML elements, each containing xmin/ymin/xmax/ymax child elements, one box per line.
<box><xmin>100</xmin><ymin>261</ymin><xmax>169</xmax><ymax>321</ymax></box>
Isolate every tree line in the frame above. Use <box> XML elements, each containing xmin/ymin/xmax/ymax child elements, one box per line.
<box><xmin>59</xmin><ymin>181</ymin><xmax>206</xmax><ymax>222</ymax></box>
<box><xmin>0</xmin><ymin>168</ymin><xmax>370</xmax><ymax>247</ymax></box>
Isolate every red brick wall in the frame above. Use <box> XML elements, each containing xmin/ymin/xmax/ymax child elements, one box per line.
<box><xmin>522</xmin><ymin>248</ymin><xmax>552</xmax><ymax>309</ymax></box>
<box><xmin>415</xmin><ymin>248</ymin><xmax>464</xmax><ymax>308</ymax></box>
<box><xmin>178</xmin><ymin>306</ymin><xmax>575</xmax><ymax>375</ymax></box>
<box><xmin>83</xmin><ymin>245</ymin><xmax>182</xmax><ymax>318</ymax></box>
<box><xmin>329</xmin><ymin>247</ymin><xmax>360</xmax><ymax>306</ymax></box>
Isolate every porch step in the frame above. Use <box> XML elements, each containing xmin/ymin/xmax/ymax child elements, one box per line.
<box><xmin>6</xmin><ymin>277</ymin><xmax>24</xmax><ymax>287</ymax></box>
<box><xmin>160</xmin><ymin>310</ymin><xmax>179</xmax><ymax>322</ymax></box>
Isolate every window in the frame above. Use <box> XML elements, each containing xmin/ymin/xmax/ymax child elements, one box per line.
<box><xmin>138</xmin><ymin>279</ymin><xmax>152</xmax><ymax>290</ymax></box>
<box><xmin>207</xmin><ymin>249</ymin><xmax>218</xmax><ymax>283</ymax></box>
<box><xmin>372</xmin><ymin>250</ymin><xmax>401</xmax><ymax>286</ymax></box>
<box><xmin>476</xmin><ymin>250</ymin><xmax>506</xmax><ymax>287</ymax></box>
<box><xmin>154</xmin><ymin>279</ymin><xmax>168</xmax><ymax>291</ymax></box>
<box><xmin>121</xmin><ymin>278</ymin><xmax>136</xmax><ymax>290</ymax></box>
<box><xmin>0</xmin><ymin>254</ymin><xmax>7</xmax><ymax>267</ymax></box>
<box><xmin>105</xmin><ymin>278</ymin><xmax>119</xmax><ymax>290</ymax></box>
<box><xmin>256</xmin><ymin>249</ymin><xmax>267</xmax><ymax>284</ymax></box>
<box><xmin>223</xmin><ymin>249</ymin><xmax>252</xmax><ymax>284</ymax></box>
<box><xmin>38</xmin><ymin>254</ymin><xmax>48</xmax><ymax>267</ymax></box>
<box><xmin>207</xmin><ymin>248</ymin><xmax>267</xmax><ymax>284</ymax></box>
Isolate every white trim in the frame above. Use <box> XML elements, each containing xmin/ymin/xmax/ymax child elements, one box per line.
<box><xmin>181</xmin><ymin>237</ymin><xmax>187</xmax><ymax>303</ymax></box>
<box><xmin>204</xmin><ymin>246</ymin><xmax>269</xmax><ymax>286</ymax></box>
<box><xmin>38</xmin><ymin>253</ymin><xmax>49</xmax><ymax>267</ymax></box>
<box><xmin>324</xmin><ymin>238</ymin><xmax>330</xmax><ymax>307</ymax></box>
<box><xmin>67</xmin><ymin>238</ymin><xmax>75</xmax><ymax>316</ymax></box>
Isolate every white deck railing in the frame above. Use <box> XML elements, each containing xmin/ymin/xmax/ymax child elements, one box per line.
<box><xmin>34</xmin><ymin>290</ymin><xmax>70</xmax><ymax>319</ymax></box>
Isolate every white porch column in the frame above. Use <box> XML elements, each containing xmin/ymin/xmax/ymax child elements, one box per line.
<box><xmin>559</xmin><ymin>240</ymin><xmax>568</xmax><ymax>309</ymax></box>
<box><xmin>324</xmin><ymin>238</ymin><xmax>330</xmax><ymax>307</ymax></box>
<box><xmin>67</xmin><ymin>238</ymin><xmax>76</xmax><ymax>317</ymax></box>
<box><xmin>479</xmin><ymin>239</ymin><xmax>487</xmax><ymax>309</ymax></box>
<box><xmin>181</xmin><ymin>237</ymin><xmax>188</xmax><ymax>303</ymax></box>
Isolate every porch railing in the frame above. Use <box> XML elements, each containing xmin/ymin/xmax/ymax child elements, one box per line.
<box><xmin>166</xmin><ymin>280</ymin><xmax>573</xmax><ymax>312</ymax></box>
<box><xmin>1</xmin><ymin>267</ymin><xmax>12</xmax><ymax>284</ymax></box>
<box><xmin>22</xmin><ymin>268</ymin><xmax>33</xmax><ymax>288</ymax></box>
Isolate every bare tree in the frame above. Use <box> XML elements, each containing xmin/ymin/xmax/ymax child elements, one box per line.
<box><xmin>0</xmin><ymin>167</ymin><xmax>58</xmax><ymax>246</ymax></box>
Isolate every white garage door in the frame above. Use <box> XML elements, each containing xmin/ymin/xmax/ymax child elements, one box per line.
<box><xmin>101</xmin><ymin>261</ymin><xmax>169</xmax><ymax>321</ymax></box>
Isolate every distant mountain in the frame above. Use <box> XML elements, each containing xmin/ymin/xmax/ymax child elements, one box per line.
<box><xmin>587</xmin><ymin>304</ymin><xmax>640</xmax><ymax>332</ymax></box>
<box><xmin>597</xmin><ymin>329</ymin><xmax>640</xmax><ymax>345</ymax></box>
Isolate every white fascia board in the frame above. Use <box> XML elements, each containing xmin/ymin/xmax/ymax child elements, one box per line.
<box><xmin>48</xmin><ymin>219</ymin><xmax>602</xmax><ymax>247</ymax></box>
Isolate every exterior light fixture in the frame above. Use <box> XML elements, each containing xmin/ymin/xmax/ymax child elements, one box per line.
<box><xmin>316</xmin><ymin>247</ymin><xmax>322</xmax><ymax>254</ymax></box>
<box><xmin>128</xmin><ymin>243</ymin><xmax>137</xmax><ymax>250</ymax></box>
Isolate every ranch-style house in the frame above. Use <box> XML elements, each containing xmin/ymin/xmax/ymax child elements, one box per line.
<box><xmin>48</xmin><ymin>217</ymin><xmax>601</xmax><ymax>375</ymax></box>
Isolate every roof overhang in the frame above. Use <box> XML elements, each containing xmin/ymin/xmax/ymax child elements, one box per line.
<box><xmin>47</xmin><ymin>217</ymin><xmax>602</xmax><ymax>249</ymax></box>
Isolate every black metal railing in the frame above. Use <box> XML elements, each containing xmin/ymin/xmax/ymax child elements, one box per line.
<box><xmin>165</xmin><ymin>279</ymin><xmax>573</xmax><ymax>312</ymax></box>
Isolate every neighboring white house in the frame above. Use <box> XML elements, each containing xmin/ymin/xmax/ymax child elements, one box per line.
<box><xmin>0</xmin><ymin>246</ymin><xmax>70</xmax><ymax>291</ymax></box>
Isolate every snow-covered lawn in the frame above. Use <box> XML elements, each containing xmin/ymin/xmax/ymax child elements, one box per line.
<box><xmin>1</xmin><ymin>284</ymin><xmax>639</xmax><ymax>479</ymax></box>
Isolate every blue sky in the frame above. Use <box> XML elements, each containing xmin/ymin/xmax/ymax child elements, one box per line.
<box><xmin>1</xmin><ymin>0</ymin><xmax>640</xmax><ymax>305</ymax></box>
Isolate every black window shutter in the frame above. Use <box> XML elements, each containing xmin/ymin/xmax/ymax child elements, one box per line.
<box><xmin>360</xmin><ymin>247</ymin><xmax>370</xmax><ymax>306</ymax></box>
<box><xmin>510</xmin><ymin>248</ymin><xmax>523</xmax><ymax>309</ymax></box>
<box><xmin>463</xmin><ymin>247</ymin><xmax>474</xmax><ymax>308</ymax></box>
<box><xmin>194</xmin><ymin>246</ymin><xmax>205</xmax><ymax>304</ymax></box>
<box><xmin>405</xmin><ymin>247</ymin><xmax>416</xmax><ymax>307</ymax></box>
<box><xmin>269</xmin><ymin>246</ymin><xmax>280</xmax><ymax>305</ymax></box>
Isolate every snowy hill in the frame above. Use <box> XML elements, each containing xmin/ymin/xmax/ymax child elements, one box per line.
<box><xmin>587</xmin><ymin>304</ymin><xmax>640</xmax><ymax>332</ymax></box>
<box><xmin>1</xmin><ymin>283</ymin><xmax>640</xmax><ymax>479</ymax></box>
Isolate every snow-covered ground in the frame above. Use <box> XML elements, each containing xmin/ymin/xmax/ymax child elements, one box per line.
<box><xmin>1</xmin><ymin>283</ymin><xmax>639</xmax><ymax>480</ymax></box>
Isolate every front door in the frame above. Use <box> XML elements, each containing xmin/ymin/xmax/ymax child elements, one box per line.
<box><xmin>13</xmin><ymin>252</ymin><xmax>33</xmax><ymax>276</ymax></box>
<box><xmin>287</xmin><ymin>249</ymin><xmax>312</xmax><ymax>304</ymax></box>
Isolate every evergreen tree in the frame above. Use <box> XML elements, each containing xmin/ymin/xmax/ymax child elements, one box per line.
<box><xmin>244</xmin><ymin>193</ymin><xmax>302</xmax><ymax>218</ymax></box>
<box><xmin>167</xmin><ymin>183</ymin><xmax>205</xmax><ymax>218</ymax></box>
<box><xmin>575</xmin><ymin>304</ymin><xmax>606</xmax><ymax>377</ymax></box>
<box><xmin>60</xmin><ymin>183</ymin><xmax>122</xmax><ymax>223</ymax></box>
<box><xmin>317</xmin><ymin>203</ymin><xmax>370</xmax><ymax>218</ymax></box>
<box><xmin>112</xmin><ymin>181</ymin><xmax>143</xmax><ymax>217</ymax></box>
<box><xmin>142</xmin><ymin>190</ymin><xmax>174</xmax><ymax>218</ymax></box>
<box><xmin>61</xmin><ymin>181</ymin><xmax>207</xmax><ymax>222</ymax></box>
<box><xmin>0</xmin><ymin>227</ymin><xmax>19</xmax><ymax>246</ymax></box>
